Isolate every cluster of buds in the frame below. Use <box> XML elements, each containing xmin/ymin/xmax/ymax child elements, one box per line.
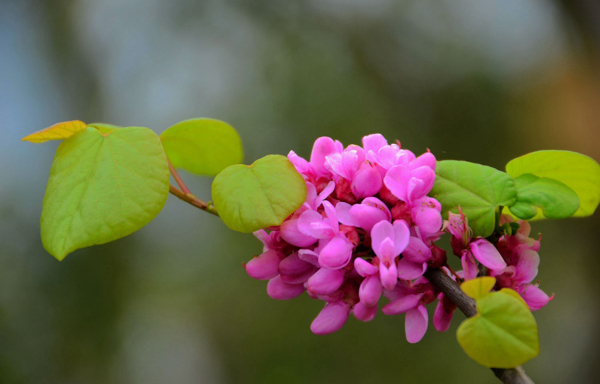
<box><xmin>244</xmin><ymin>134</ymin><xmax>552</xmax><ymax>342</ymax></box>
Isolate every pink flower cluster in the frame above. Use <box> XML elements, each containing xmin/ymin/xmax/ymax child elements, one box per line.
<box><xmin>245</xmin><ymin>134</ymin><xmax>552</xmax><ymax>342</ymax></box>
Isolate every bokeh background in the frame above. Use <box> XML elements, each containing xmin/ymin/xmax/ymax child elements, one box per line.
<box><xmin>1</xmin><ymin>0</ymin><xmax>600</xmax><ymax>383</ymax></box>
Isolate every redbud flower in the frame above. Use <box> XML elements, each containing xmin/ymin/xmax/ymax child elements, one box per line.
<box><xmin>246</xmin><ymin>134</ymin><xmax>552</xmax><ymax>338</ymax></box>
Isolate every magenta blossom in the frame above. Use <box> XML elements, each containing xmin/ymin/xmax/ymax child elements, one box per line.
<box><xmin>371</xmin><ymin>220</ymin><xmax>410</xmax><ymax>290</ymax></box>
<box><xmin>245</xmin><ymin>133</ymin><xmax>551</xmax><ymax>337</ymax></box>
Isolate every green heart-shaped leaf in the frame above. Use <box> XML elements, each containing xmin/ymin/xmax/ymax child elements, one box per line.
<box><xmin>506</xmin><ymin>150</ymin><xmax>600</xmax><ymax>218</ymax></box>
<box><xmin>41</xmin><ymin>127</ymin><xmax>170</xmax><ymax>260</ymax></box>
<box><xmin>457</xmin><ymin>289</ymin><xmax>539</xmax><ymax>368</ymax></box>
<box><xmin>211</xmin><ymin>155</ymin><xmax>307</xmax><ymax>233</ymax></box>
<box><xmin>160</xmin><ymin>118</ymin><xmax>243</xmax><ymax>176</ymax></box>
<box><xmin>508</xmin><ymin>173</ymin><xmax>579</xmax><ymax>220</ymax></box>
<box><xmin>430</xmin><ymin>160</ymin><xmax>517</xmax><ymax>238</ymax></box>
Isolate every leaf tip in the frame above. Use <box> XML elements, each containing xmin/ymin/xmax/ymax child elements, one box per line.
<box><xmin>461</xmin><ymin>276</ymin><xmax>496</xmax><ymax>300</ymax></box>
<box><xmin>22</xmin><ymin>120</ymin><xmax>87</xmax><ymax>143</ymax></box>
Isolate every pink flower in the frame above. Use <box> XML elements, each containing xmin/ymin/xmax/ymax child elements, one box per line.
<box><xmin>245</xmin><ymin>249</ymin><xmax>283</xmax><ymax>280</ymax></box>
<box><xmin>310</xmin><ymin>137</ymin><xmax>343</xmax><ymax>177</ymax></box>
<box><xmin>279</xmin><ymin>252</ymin><xmax>317</xmax><ymax>284</ymax></box>
<box><xmin>298</xmin><ymin>201</ymin><xmax>354</xmax><ymax>269</ymax></box>
<box><xmin>267</xmin><ymin>275</ymin><xmax>305</xmax><ymax>300</ymax></box>
<box><xmin>411</xmin><ymin>197</ymin><xmax>443</xmax><ymax>234</ymax></box>
<box><xmin>336</xmin><ymin>197</ymin><xmax>392</xmax><ymax>232</ymax></box>
<box><xmin>362</xmin><ymin>134</ymin><xmax>416</xmax><ymax>171</ymax></box>
<box><xmin>249</xmin><ymin>134</ymin><xmax>553</xmax><ymax>337</ymax></box>
<box><xmin>353</xmin><ymin>302</ymin><xmax>378</xmax><ymax>322</ymax></box>
<box><xmin>382</xmin><ymin>280</ymin><xmax>437</xmax><ymax>343</ymax></box>
<box><xmin>351</xmin><ymin>162</ymin><xmax>383</xmax><ymax>198</ymax></box>
<box><xmin>311</xmin><ymin>301</ymin><xmax>352</xmax><ymax>335</ymax></box>
<box><xmin>280</xmin><ymin>181</ymin><xmax>335</xmax><ymax>247</ymax></box>
<box><xmin>325</xmin><ymin>145</ymin><xmax>365</xmax><ymax>180</ymax></box>
<box><xmin>461</xmin><ymin>250</ymin><xmax>479</xmax><ymax>280</ymax></box>
<box><xmin>307</xmin><ymin>268</ymin><xmax>346</xmax><ymax>295</ymax></box>
<box><xmin>518</xmin><ymin>284</ymin><xmax>553</xmax><ymax>311</ymax></box>
<box><xmin>447</xmin><ymin>209</ymin><xmax>472</xmax><ymax>255</ymax></box>
<box><xmin>354</xmin><ymin>257</ymin><xmax>383</xmax><ymax>307</ymax></box>
<box><xmin>384</xmin><ymin>165</ymin><xmax>436</xmax><ymax>203</ymax></box>
<box><xmin>469</xmin><ymin>238</ymin><xmax>507</xmax><ymax>270</ymax></box>
<box><xmin>433</xmin><ymin>293</ymin><xmax>457</xmax><ymax>332</ymax></box>
<box><xmin>371</xmin><ymin>220</ymin><xmax>411</xmax><ymax>290</ymax></box>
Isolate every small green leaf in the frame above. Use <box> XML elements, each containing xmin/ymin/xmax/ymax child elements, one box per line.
<box><xmin>461</xmin><ymin>276</ymin><xmax>496</xmax><ymax>300</ymax></box>
<box><xmin>430</xmin><ymin>161</ymin><xmax>517</xmax><ymax>238</ymax></box>
<box><xmin>457</xmin><ymin>289</ymin><xmax>539</xmax><ymax>368</ymax></box>
<box><xmin>508</xmin><ymin>174</ymin><xmax>579</xmax><ymax>220</ymax></box>
<box><xmin>506</xmin><ymin>150</ymin><xmax>600</xmax><ymax>218</ymax></box>
<box><xmin>160</xmin><ymin>118</ymin><xmax>243</xmax><ymax>176</ymax></box>
<box><xmin>212</xmin><ymin>155</ymin><xmax>307</xmax><ymax>233</ymax></box>
<box><xmin>41</xmin><ymin>127</ymin><xmax>170</xmax><ymax>260</ymax></box>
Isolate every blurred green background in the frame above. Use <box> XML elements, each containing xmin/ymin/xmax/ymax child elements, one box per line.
<box><xmin>1</xmin><ymin>0</ymin><xmax>600</xmax><ymax>383</ymax></box>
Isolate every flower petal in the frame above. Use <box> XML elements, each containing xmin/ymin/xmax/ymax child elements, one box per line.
<box><xmin>405</xmin><ymin>305</ymin><xmax>429</xmax><ymax>343</ymax></box>
<box><xmin>307</xmin><ymin>268</ymin><xmax>345</xmax><ymax>295</ymax></box>
<box><xmin>470</xmin><ymin>239</ymin><xmax>507</xmax><ymax>270</ymax></box>
<box><xmin>353</xmin><ymin>302</ymin><xmax>378</xmax><ymax>322</ymax></box>
<box><xmin>310</xmin><ymin>137</ymin><xmax>340</xmax><ymax>176</ymax></box>
<box><xmin>280</xmin><ymin>219</ymin><xmax>317</xmax><ymax>247</ymax></box>
<box><xmin>336</xmin><ymin>202</ymin><xmax>358</xmax><ymax>226</ymax></box>
<box><xmin>310</xmin><ymin>301</ymin><xmax>351</xmax><ymax>335</ymax></box>
<box><xmin>359</xmin><ymin>275</ymin><xmax>383</xmax><ymax>307</ymax></box>
<box><xmin>461</xmin><ymin>251</ymin><xmax>479</xmax><ymax>281</ymax></box>
<box><xmin>514</xmin><ymin>249</ymin><xmax>540</xmax><ymax>284</ymax></box>
<box><xmin>351</xmin><ymin>163</ymin><xmax>383</xmax><ymax>198</ymax></box>
<box><xmin>350</xmin><ymin>204</ymin><xmax>389</xmax><ymax>232</ymax></box>
<box><xmin>371</xmin><ymin>220</ymin><xmax>395</xmax><ymax>255</ymax></box>
<box><xmin>382</xmin><ymin>293</ymin><xmax>423</xmax><ymax>315</ymax></box>
<box><xmin>354</xmin><ymin>257</ymin><xmax>378</xmax><ymax>277</ymax></box>
<box><xmin>245</xmin><ymin>250</ymin><xmax>282</xmax><ymax>280</ymax></box>
<box><xmin>384</xmin><ymin>165</ymin><xmax>411</xmax><ymax>202</ymax></box>
<box><xmin>403</xmin><ymin>236</ymin><xmax>433</xmax><ymax>263</ymax></box>
<box><xmin>318</xmin><ymin>235</ymin><xmax>353</xmax><ymax>269</ymax></box>
<box><xmin>393</xmin><ymin>220</ymin><xmax>411</xmax><ymax>255</ymax></box>
<box><xmin>519</xmin><ymin>284</ymin><xmax>553</xmax><ymax>311</ymax></box>
<box><xmin>267</xmin><ymin>275</ymin><xmax>305</xmax><ymax>300</ymax></box>
<box><xmin>397</xmin><ymin>258</ymin><xmax>427</xmax><ymax>280</ymax></box>
<box><xmin>379</xmin><ymin>262</ymin><xmax>398</xmax><ymax>291</ymax></box>
<box><xmin>433</xmin><ymin>294</ymin><xmax>456</xmax><ymax>332</ymax></box>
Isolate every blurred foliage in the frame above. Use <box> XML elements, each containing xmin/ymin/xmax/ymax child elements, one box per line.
<box><xmin>1</xmin><ymin>0</ymin><xmax>600</xmax><ymax>383</ymax></box>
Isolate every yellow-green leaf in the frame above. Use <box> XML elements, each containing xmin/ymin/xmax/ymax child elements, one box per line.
<box><xmin>41</xmin><ymin>127</ymin><xmax>170</xmax><ymax>260</ymax></box>
<box><xmin>461</xmin><ymin>276</ymin><xmax>496</xmax><ymax>300</ymax></box>
<box><xmin>212</xmin><ymin>155</ymin><xmax>307</xmax><ymax>233</ymax></box>
<box><xmin>22</xmin><ymin>120</ymin><xmax>87</xmax><ymax>143</ymax></box>
<box><xmin>457</xmin><ymin>289</ymin><xmax>539</xmax><ymax>368</ymax></box>
<box><xmin>506</xmin><ymin>150</ymin><xmax>600</xmax><ymax>218</ymax></box>
<box><xmin>160</xmin><ymin>118</ymin><xmax>243</xmax><ymax>176</ymax></box>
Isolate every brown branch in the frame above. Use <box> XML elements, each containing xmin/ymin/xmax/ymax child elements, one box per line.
<box><xmin>423</xmin><ymin>268</ymin><xmax>535</xmax><ymax>384</ymax></box>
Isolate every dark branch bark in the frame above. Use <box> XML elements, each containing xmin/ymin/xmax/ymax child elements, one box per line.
<box><xmin>423</xmin><ymin>268</ymin><xmax>535</xmax><ymax>384</ymax></box>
